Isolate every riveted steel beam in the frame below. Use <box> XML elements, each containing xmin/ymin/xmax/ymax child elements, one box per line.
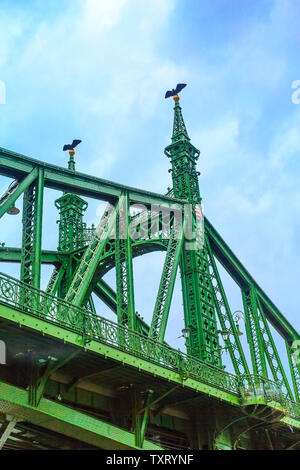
<box><xmin>115</xmin><ymin>194</ymin><xmax>136</xmax><ymax>330</ymax></box>
<box><xmin>0</xmin><ymin>247</ymin><xmax>60</xmax><ymax>264</ymax></box>
<box><xmin>0</xmin><ymin>417</ymin><xmax>19</xmax><ymax>450</ymax></box>
<box><xmin>0</xmin><ymin>147</ymin><xmax>186</xmax><ymax>208</ymax></box>
<box><xmin>149</xmin><ymin>222</ymin><xmax>184</xmax><ymax>342</ymax></box>
<box><xmin>0</xmin><ymin>380</ymin><xmax>163</xmax><ymax>450</ymax></box>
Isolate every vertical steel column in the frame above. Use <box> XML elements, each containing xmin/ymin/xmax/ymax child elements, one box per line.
<box><xmin>115</xmin><ymin>194</ymin><xmax>136</xmax><ymax>330</ymax></box>
<box><xmin>165</xmin><ymin>96</ymin><xmax>221</xmax><ymax>367</ymax></box>
<box><xmin>20</xmin><ymin>183</ymin><xmax>35</xmax><ymax>285</ymax></box>
<box><xmin>32</xmin><ymin>168</ymin><xmax>44</xmax><ymax>289</ymax></box>
<box><xmin>140</xmin><ymin>389</ymin><xmax>154</xmax><ymax>448</ymax></box>
<box><xmin>21</xmin><ymin>168</ymin><xmax>44</xmax><ymax>288</ymax></box>
<box><xmin>286</xmin><ymin>340</ymin><xmax>300</xmax><ymax>402</ymax></box>
<box><xmin>20</xmin><ymin>168</ymin><xmax>44</xmax><ymax>289</ymax></box>
<box><xmin>149</xmin><ymin>220</ymin><xmax>184</xmax><ymax>342</ymax></box>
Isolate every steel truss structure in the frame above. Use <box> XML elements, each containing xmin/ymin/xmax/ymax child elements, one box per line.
<box><xmin>0</xmin><ymin>95</ymin><xmax>299</xmax><ymax>450</ymax></box>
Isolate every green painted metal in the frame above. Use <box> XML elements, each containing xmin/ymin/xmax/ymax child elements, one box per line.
<box><xmin>149</xmin><ymin>220</ymin><xmax>185</xmax><ymax>342</ymax></box>
<box><xmin>0</xmin><ymin>247</ymin><xmax>60</xmax><ymax>264</ymax></box>
<box><xmin>286</xmin><ymin>341</ymin><xmax>300</xmax><ymax>402</ymax></box>
<box><xmin>255</xmin><ymin>295</ymin><xmax>293</xmax><ymax>400</ymax></box>
<box><xmin>205</xmin><ymin>237</ymin><xmax>250</xmax><ymax>377</ymax></box>
<box><xmin>206</xmin><ymin>218</ymin><xmax>298</xmax><ymax>341</ymax></box>
<box><xmin>94</xmin><ymin>278</ymin><xmax>117</xmax><ymax>312</ymax></box>
<box><xmin>1</xmin><ymin>289</ymin><xmax>300</xmax><ymax>439</ymax></box>
<box><xmin>32</xmin><ymin>168</ymin><xmax>44</xmax><ymax>289</ymax></box>
<box><xmin>242</xmin><ymin>286</ymin><xmax>268</xmax><ymax>378</ymax></box>
<box><xmin>93</xmin><ymin>278</ymin><xmax>151</xmax><ymax>337</ymax></box>
<box><xmin>0</xmin><ymin>146</ymin><xmax>185</xmax><ymax>208</ymax></box>
<box><xmin>45</xmin><ymin>266</ymin><xmax>65</xmax><ymax>296</ymax></box>
<box><xmin>165</xmin><ymin>97</ymin><xmax>221</xmax><ymax>367</ymax></box>
<box><xmin>0</xmin><ymin>168</ymin><xmax>38</xmax><ymax>219</ymax></box>
<box><xmin>87</xmin><ymin>295</ymin><xmax>97</xmax><ymax>315</ymax></box>
<box><xmin>0</xmin><ymin>273</ymin><xmax>299</xmax><ymax>425</ymax></box>
<box><xmin>55</xmin><ymin>193</ymin><xmax>88</xmax><ymax>252</ymax></box>
<box><xmin>20</xmin><ymin>184</ymin><xmax>35</xmax><ymax>285</ymax></box>
<box><xmin>139</xmin><ymin>389</ymin><xmax>154</xmax><ymax>448</ymax></box>
<box><xmin>29</xmin><ymin>351</ymin><xmax>79</xmax><ymax>407</ymax></box>
<box><xmin>0</xmin><ymin>96</ymin><xmax>300</xmax><ymax>449</ymax></box>
<box><xmin>20</xmin><ymin>169</ymin><xmax>44</xmax><ymax>289</ymax></box>
<box><xmin>115</xmin><ymin>194</ymin><xmax>136</xmax><ymax>330</ymax></box>
<box><xmin>65</xmin><ymin>199</ymin><xmax>122</xmax><ymax>306</ymax></box>
<box><xmin>0</xmin><ymin>380</ymin><xmax>163</xmax><ymax>450</ymax></box>
<box><xmin>0</xmin><ymin>272</ymin><xmax>241</xmax><ymax>397</ymax></box>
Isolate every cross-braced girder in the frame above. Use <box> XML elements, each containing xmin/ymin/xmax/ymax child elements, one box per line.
<box><xmin>149</xmin><ymin>219</ymin><xmax>185</xmax><ymax>342</ymax></box>
<box><xmin>20</xmin><ymin>169</ymin><xmax>44</xmax><ymax>289</ymax></box>
<box><xmin>206</xmin><ymin>237</ymin><xmax>250</xmax><ymax>377</ymax></box>
<box><xmin>64</xmin><ymin>199</ymin><xmax>122</xmax><ymax>307</ymax></box>
<box><xmin>0</xmin><ymin>95</ymin><xmax>299</xmax><ymax>450</ymax></box>
<box><xmin>242</xmin><ymin>286</ymin><xmax>268</xmax><ymax>378</ymax></box>
<box><xmin>115</xmin><ymin>195</ymin><xmax>136</xmax><ymax>330</ymax></box>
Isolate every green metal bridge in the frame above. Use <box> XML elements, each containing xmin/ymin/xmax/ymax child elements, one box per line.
<box><xmin>0</xmin><ymin>95</ymin><xmax>299</xmax><ymax>450</ymax></box>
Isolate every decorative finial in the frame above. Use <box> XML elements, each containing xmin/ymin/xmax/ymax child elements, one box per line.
<box><xmin>165</xmin><ymin>83</ymin><xmax>187</xmax><ymax>100</ymax></box>
<box><xmin>62</xmin><ymin>139</ymin><xmax>82</xmax><ymax>172</ymax></box>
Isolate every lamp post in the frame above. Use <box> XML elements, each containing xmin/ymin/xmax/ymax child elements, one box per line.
<box><xmin>181</xmin><ymin>328</ymin><xmax>191</xmax><ymax>340</ymax></box>
<box><xmin>219</xmin><ymin>330</ymin><xmax>230</xmax><ymax>341</ymax></box>
<box><xmin>0</xmin><ymin>180</ymin><xmax>20</xmax><ymax>215</ymax></box>
<box><xmin>177</xmin><ymin>327</ymin><xmax>191</xmax><ymax>340</ymax></box>
<box><xmin>6</xmin><ymin>203</ymin><xmax>20</xmax><ymax>215</ymax></box>
<box><xmin>233</xmin><ymin>310</ymin><xmax>245</xmax><ymax>336</ymax></box>
<box><xmin>217</xmin><ymin>329</ymin><xmax>230</xmax><ymax>355</ymax></box>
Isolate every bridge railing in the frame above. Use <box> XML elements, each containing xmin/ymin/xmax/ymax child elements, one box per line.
<box><xmin>0</xmin><ymin>271</ymin><xmax>239</xmax><ymax>395</ymax></box>
<box><xmin>0</xmin><ymin>271</ymin><xmax>299</xmax><ymax>419</ymax></box>
<box><xmin>84</xmin><ymin>311</ymin><xmax>239</xmax><ymax>394</ymax></box>
<box><xmin>0</xmin><ymin>271</ymin><xmax>86</xmax><ymax>329</ymax></box>
<box><xmin>240</xmin><ymin>374</ymin><xmax>300</xmax><ymax>418</ymax></box>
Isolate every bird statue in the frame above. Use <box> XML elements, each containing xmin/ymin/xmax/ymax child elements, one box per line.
<box><xmin>63</xmin><ymin>140</ymin><xmax>81</xmax><ymax>172</ymax></box>
<box><xmin>63</xmin><ymin>139</ymin><xmax>82</xmax><ymax>152</ymax></box>
<box><xmin>165</xmin><ymin>83</ymin><xmax>187</xmax><ymax>99</ymax></box>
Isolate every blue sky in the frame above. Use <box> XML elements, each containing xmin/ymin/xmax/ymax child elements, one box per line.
<box><xmin>0</xmin><ymin>0</ymin><xmax>299</xmax><ymax>367</ymax></box>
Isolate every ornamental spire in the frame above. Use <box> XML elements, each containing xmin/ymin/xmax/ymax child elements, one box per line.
<box><xmin>172</xmin><ymin>95</ymin><xmax>190</xmax><ymax>143</ymax></box>
<box><xmin>164</xmin><ymin>83</ymin><xmax>190</xmax><ymax>143</ymax></box>
<box><xmin>164</xmin><ymin>87</ymin><xmax>201</xmax><ymax>204</ymax></box>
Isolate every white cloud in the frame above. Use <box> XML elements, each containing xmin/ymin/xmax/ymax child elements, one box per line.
<box><xmin>191</xmin><ymin>118</ymin><xmax>240</xmax><ymax>175</ymax></box>
<box><xmin>219</xmin><ymin>186</ymin><xmax>274</xmax><ymax>217</ymax></box>
<box><xmin>1</xmin><ymin>0</ymin><xmax>183</xmax><ymax>180</ymax></box>
<box><xmin>1</xmin><ymin>0</ymin><xmax>300</xmax><ymax>336</ymax></box>
<box><xmin>81</xmin><ymin>0</ymin><xmax>128</xmax><ymax>31</ymax></box>
<box><xmin>268</xmin><ymin>113</ymin><xmax>300</xmax><ymax>168</ymax></box>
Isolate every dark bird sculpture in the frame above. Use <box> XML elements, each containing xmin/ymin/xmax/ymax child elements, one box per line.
<box><xmin>165</xmin><ymin>83</ymin><xmax>187</xmax><ymax>99</ymax></box>
<box><xmin>63</xmin><ymin>139</ymin><xmax>82</xmax><ymax>151</ymax></box>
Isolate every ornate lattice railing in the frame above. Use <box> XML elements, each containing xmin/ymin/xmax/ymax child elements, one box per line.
<box><xmin>0</xmin><ymin>271</ymin><xmax>299</xmax><ymax>419</ymax></box>
<box><xmin>0</xmin><ymin>272</ymin><xmax>238</xmax><ymax>393</ymax></box>
<box><xmin>240</xmin><ymin>374</ymin><xmax>300</xmax><ymax>418</ymax></box>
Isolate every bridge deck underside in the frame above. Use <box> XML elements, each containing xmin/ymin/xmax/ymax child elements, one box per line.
<box><xmin>0</xmin><ymin>305</ymin><xmax>300</xmax><ymax>450</ymax></box>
